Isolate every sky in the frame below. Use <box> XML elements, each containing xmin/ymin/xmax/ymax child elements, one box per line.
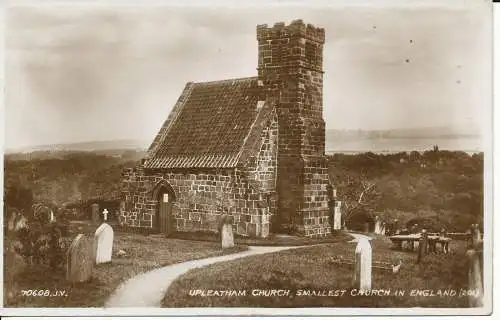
<box><xmin>4</xmin><ymin>0</ymin><xmax>492</xmax><ymax>149</ymax></box>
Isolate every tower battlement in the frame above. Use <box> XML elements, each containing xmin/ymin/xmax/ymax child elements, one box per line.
<box><xmin>256</xmin><ymin>19</ymin><xmax>325</xmax><ymax>44</ymax></box>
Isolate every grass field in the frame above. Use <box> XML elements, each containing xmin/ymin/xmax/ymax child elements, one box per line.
<box><xmin>5</xmin><ymin>232</ymin><xmax>247</xmax><ymax>307</ymax></box>
<box><xmin>162</xmin><ymin>236</ymin><xmax>471</xmax><ymax>308</ymax></box>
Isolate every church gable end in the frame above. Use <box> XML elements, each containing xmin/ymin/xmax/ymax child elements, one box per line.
<box><xmin>121</xmin><ymin>19</ymin><xmax>332</xmax><ymax>238</ymax></box>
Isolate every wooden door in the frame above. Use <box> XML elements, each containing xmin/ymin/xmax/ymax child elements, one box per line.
<box><xmin>159</xmin><ymin>193</ymin><xmax>173</xmax><ymax>236</ymax></box>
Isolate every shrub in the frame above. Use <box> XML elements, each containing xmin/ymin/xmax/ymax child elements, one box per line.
<box><xmin>8</xmin><ymin>204</ymin><xmax>69</xmax><ymax>269</ymax></box>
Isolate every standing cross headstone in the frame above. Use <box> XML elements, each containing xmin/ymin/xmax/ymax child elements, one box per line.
<box><xmin>91</xmin><ymin>203</ymin><xmax>100</xmax><ymax>224</ymax></box>
<box><xmin>66</xmin><ymin>234</ymin><xmax>94</xmax><ymax>283</ymax></box>
<box><xmin>353</xmin><ymin>237</ymin><xmax>372</xmax><ymax>290</ymax></box>
<box><xmin>94</xmin><ymin>223</ymin><xmax>114</xmax><ymax>264</ymax></box>
<box><xmin>102</xmin><ymin>209</ymin><xmax>109</xmax><ymax>221</ymax></box>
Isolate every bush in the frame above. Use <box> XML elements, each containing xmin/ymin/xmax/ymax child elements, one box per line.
<box><xmin>8</xmin><ymin>205</ymin><xmax>69</xmax><ymax>269</ymax></box>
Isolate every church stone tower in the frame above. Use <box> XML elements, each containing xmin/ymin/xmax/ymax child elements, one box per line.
<box><xmin>257</xmin><ymin>20</ymin><xmax>331</xmax><ymax>236</ymax></box>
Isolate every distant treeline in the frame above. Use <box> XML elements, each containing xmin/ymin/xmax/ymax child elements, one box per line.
<box><xmin>326</xmin><ymin>128</ymin><xmax>480</xmax><ymax>140</ymax></box>
<box><xmin>4</xmin><ymin>150</ymin><xmax>145</xmax><ymax>215</ymax></box>
<box><xmin>328</xmin><ymin>149</ymin><xmax>484</xmax><ymax>232</ymax></box>
<box><xmin>4</xmin><ymin>148</ymin><xmax>484</xmax><ymax>233</ymax></box>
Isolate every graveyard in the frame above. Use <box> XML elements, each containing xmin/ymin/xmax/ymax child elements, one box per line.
<box><xmin>162</xmin><ymin>234</ymin><xmax>475</xmax><ymax>308</ymax></box>
<box><xmin>4</xmin><ymin>218</ymin><xmax>247</xmax><ymax>307</ymax></box>
<box><xmin>4</xmin><ymin>149</ymin><xmax>484</xmax><ymax>308</ymax></box>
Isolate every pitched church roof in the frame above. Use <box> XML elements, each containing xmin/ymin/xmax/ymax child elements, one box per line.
<box><xmin>144</xmin><ymin>77</ymin><xmax>275</xmax><ymax>169</ymax></box>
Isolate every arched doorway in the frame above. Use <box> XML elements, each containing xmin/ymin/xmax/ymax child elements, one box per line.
<box><xmin>152</xmin><ymin>180</ymin><xmax>176</xmax><ymax>236</ymax></box>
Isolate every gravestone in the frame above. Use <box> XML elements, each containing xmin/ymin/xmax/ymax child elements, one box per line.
<box><xmin>353</xmin><ymin>237</ymin><xmax>372</xmax><ymax>290</ymax></box>
<box><xmin>374</xmin><ymin>216</ymin><xmax>383</xmax><ymax>234</ymax></box>
<box><xmin>91</xmin><ymin>203</ymin><xmax>100</xmax><ymax>224</ymax></box>
<box><xmin>221</xmin><ymin>223</ymin><xmax>235</xmax><ymax>249</ymax></box>
<box><xmin>471</xmin><ymin>224</ymin><xmax>481</xmax><ymax>246</ymax></box>
<box><xmin>333</xmin><ymin>201</ymin><xmax>342</xmax><ymax>230</ymax></box>
<box><xmin>94</xmin><ymin>223</ymin><xmax>114</xmax><ymax>264</ymax></box>
<box><xmin>439</xmin><ymin>229</ymin><xmax>449</xmax><ymax>254</ymax></box>
<box><xmin>102</xmin><ymin>209</ymin><xmax>109</xmax><ymax>221</ymax></box>
<box><xmin>66</xmin><ymin>234</ymin><xmax>94</xmax><ymax>283</ymax></box>
<box><xmin>261</xmin><ymin>214</ymin><xmax>270</xmax><ymax>238</ymax></box>
<box><xmin>417</xmin><ymin>229</ymin><xmax>429</xmax><ymax>263</ymax></box>
<box><xmin>466</xmin><ymin>248</ymin><xmax>483</xmax><ymax>307</ymax></box>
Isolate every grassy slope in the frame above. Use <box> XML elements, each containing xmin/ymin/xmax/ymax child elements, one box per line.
<box><xmin>162</xmin><ymin>237</ymin><xmax>470</xmax><ymax>308</ymax></box>
<box><xmin>5</xmin><ymin>233</ymin><xmax>246</xmax><ymax>307</ymax></box>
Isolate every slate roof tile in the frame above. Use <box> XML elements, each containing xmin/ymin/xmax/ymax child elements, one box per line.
<box><xmin>145</xmin><ymin>77</ymin><xmax>270</xmax><ymax>169</ymax></box>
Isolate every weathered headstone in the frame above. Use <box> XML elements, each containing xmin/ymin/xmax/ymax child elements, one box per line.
<box><xmin>466</xmin><ymin>248</ymin><xmax>483</xmax><ymax>307</ymax></box>
<box><xmin>353</xmin><ymin>237</ymin><xmax>372</xmax><ymax>290</ymax></box>
<box><xmin>333</xmin><ymin>201</ymin><xmax>342</xmax><ymax>230</ymax></box>
<box><xmin>428</xmin><ymin>237</ymin><xmax>437</xmax><ymax>254</ymax></box>
<box><xmin>91</xmin><ymin>203</ymin><xmax>100</xmax><ymax>224</ymax></box>
<box><xmin>66</xmin><ymin>234</ymin><xmax>94</xmax><ymax>283</ymax></box>
<box><xmin>261</xmin><ymin>214</ymin><xmax>270</xmax><ymax>238</ymax></box>
<box><xmin>221</xmin><ymin>223</ymin><xmax>235</xmax><ymax>249</ymax></box>
<box><xmin>471</xmin><ymin>224</ymin><xmax>481</xmax><ymax>246</ymax></box>
<box><xmin>417</xmin><ymin>229</ymin><xmax>429</xmax><ymax>263</ymax></box>
<box><xmin>439</xmin><ymin>229</ymin><xmax>449</xmax><ymax>254</ymax></box>
<box><xmin>374</xmin><ymin>216</ymin><xmax>383</xmax><ymax>234</ymax></box>
<box><xmin>94</xmin><ymin>223</ymin><xmax>114</xmax><ymax>264</ymax></box>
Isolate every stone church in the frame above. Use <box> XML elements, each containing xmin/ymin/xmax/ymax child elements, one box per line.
<box><xmin>120</xmin><ymin>19</ymin><xmax>337</xmax><ymax>238</ymax></box>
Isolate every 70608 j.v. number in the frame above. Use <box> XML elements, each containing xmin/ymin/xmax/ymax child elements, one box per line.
<box><xmin>21</xmin><ymin>289</ymin><xmax>67</xmax><ymax>297</ymax></box>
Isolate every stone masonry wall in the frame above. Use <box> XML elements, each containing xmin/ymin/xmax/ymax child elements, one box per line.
<box><xmin>301</xmin><ymin>156</ymin><xmax>331</xmax><ymax>237</ymax></box>
<box><xmin>121</xmin><ymin>117</ymin><xmax>278</xmax><ymax>238</ymax></box>
<box><xmin>256</xmin><ymin>19</ymin><xmax>331</xmax><ymax>237</ymax></box>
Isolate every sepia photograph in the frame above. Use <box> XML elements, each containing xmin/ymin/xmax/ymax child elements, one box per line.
<box><xmin>2</xmin><ymin>0</ymin><xmax>494</xmax><ymax>317</ymax></box>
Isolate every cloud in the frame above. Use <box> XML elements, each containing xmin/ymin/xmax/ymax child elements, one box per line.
<box><xmin>4</xmin><ymin>4</ymin><xmax>491</xmax><ymax>148</ymax></box>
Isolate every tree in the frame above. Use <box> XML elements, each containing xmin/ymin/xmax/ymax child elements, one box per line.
<box><xmin>4</xmin><ymin>184</ymin><xmax>34</xmax><ymax>216</ymax></box>
<box><xmin>329</xmin><ymin>174</ymin><xmax>381</xmax><ymax>228</ymax></box>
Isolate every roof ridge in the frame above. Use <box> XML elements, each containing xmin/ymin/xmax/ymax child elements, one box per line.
<box><xmin>192</xmin><ymin>76</ymin><xmax>258</xmax><ymax>85</ymax></box>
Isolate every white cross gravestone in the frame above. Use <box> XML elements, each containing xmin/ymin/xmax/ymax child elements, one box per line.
<box><xmin>353</xmin><ymin>237</ymin><xmax>372</xmax><ymax>290</ymax></box>
<box><xmin>94</xmin><ymin>223</ymin><xmax>114</xmax><ymax>264</ymax></box>
<box><xmin>333</xmin><ymin>201</ymin><xmax>342</xmax><ymax>230</ymax></box>
<box><xmin>102</xmin><ymin>209</ymin><xmax>109</xmax><ymax>221</ymax></box>
<box><xmin>221</xmin><ymin>223</ymin><xmax>235</xmax><ymax>249</ymax></box>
